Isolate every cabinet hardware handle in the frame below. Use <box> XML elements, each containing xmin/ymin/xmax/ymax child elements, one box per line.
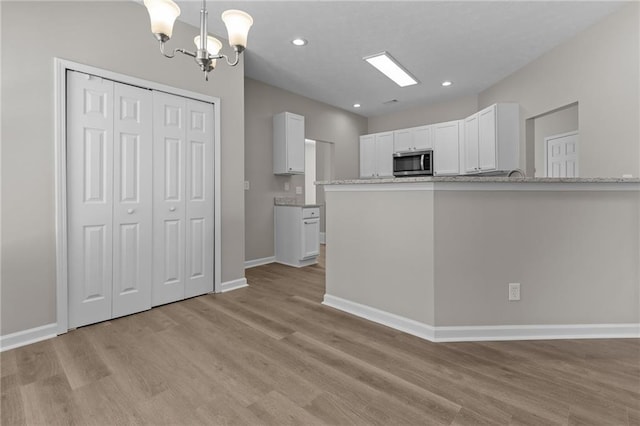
<box><xmin>169</xmin><ymin>207</ymin><xmax>176</xmax><ymax>212</ymax></box>
<box><xmin>127</xmin><ymin>209</ymin><xmax>135</xmax><ymax>214</ymax></box>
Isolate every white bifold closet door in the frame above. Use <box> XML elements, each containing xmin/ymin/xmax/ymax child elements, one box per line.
<box><xmin>67</xmin><ymin>71</ymin><xmax>153</xmax><ymax>328</ymax></box>
<box><xmin>152</xmin><ymin>91</ymin><xmax>214</xmax><ymax>306</ymax></box>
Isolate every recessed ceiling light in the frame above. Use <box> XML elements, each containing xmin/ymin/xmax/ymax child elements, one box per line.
<box><xmin>353</xmin><ymin>103</ymin><xmax>361</xmax><ymax>108</ymax></box>
<box><xmin>363</xmin><ymin>52</ymin><xmax>418</xmax><ymax>87</ymax></box>
<box><xmin>291</xmin><ymin>38</ymin><xmax>307</xmax><ymax>46</ymax></box>
<box><xmin>441</xmin><ymin>80</ymin><xmax>453</xmax><ymax>87</ymax></box>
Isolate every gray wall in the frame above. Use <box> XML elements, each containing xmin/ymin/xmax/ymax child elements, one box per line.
<box><xmin>533</xmin><ymin>104</ymin><xmax>579</xmax><ymax>177</ymax></box>
<box><xmin>367</xmin><ymin>95</ymin><xmax>478</xmax><ymax>134</ymax></box>
<box><xmin>434</xmin><ymin>189</ymin><xmax>639</xmax><ymax>326</ymax></box>
<box><xmin>479</xmin><ymin>2</ymin><xmax>639</xmax><ymax>178</ymax></box>
<box><xmin>1</xmin><ymin>1</ymin><xmax>246</xmax><ymax>335</ymax></box>
<box><xmin>244</xmin><ymin>78</ymin><xmax>367</xmax><ymax>262</ymax></box>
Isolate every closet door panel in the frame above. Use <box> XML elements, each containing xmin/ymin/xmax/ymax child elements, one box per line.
<box><xmin>67</xmin><ymin>71</ymin><xmax>114</xmax><ymax>328</ymax></box>
<box><xmin>112</xmin><ymin>82</ymin><xmax>153</xmax><ymax>318</ymax></box>
<box><xmin>152</xmin><ymin>91</ymin><xmax>187</xmax><ymax>306</ymax></box>
<box><xmin>185</xmin><ymin>100</ymin><xmax>214</xmax><ymax>298</ymax></box>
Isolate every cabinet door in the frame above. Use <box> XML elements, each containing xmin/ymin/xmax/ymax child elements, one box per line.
<box><xmin>184</xmin><ymin>99</ymin><xmax>214</xmax><ymax>298</ymax></box>
<box><xmin>359</xmin><ymin>135</ymin><xmax>376</xmax><ymax>178</ymax></box>
<box><xmin>112</xmin><ymin>82</ymin><xmax>153</xmax><ymax>319</ymax></box>
<box><xmin>393</xmin><ymin>129</ymin><xmax>412</xmax><ymax>153</ymax></box>
<box><xmin>287</xmin><ymin>113</ymin><xmax>305</xmax><ymax>173</ymax></box>
<box><xmin>412</xmin><ymin>125</ymin><xmax>432</xmax><ymax>150</ymax></box>
<box><xmin>478</xmin><ymin>105</ymin><xmax>497</xmax><ymax>171</ymax></box>
<box><xmin>433</xmin><ymin>121</ymin><xmax>460</xmax><ymax>175</ymax></box>
<box><xmin>67</xmin><ymin>71</ymin><xmax>115</xmax><ymax>328</ymax></box>
<box><xmin>301</xmin><ymin>218</ymin><xmax>320</xmax><ymax>260</ymax></box>
<box><xmin>375</xmin><ymin>132</ymin><xmax>394</xmax><ymax>177</ymax></box>
<box><xmin>463</xmin><ymin>114</ymin><xmax>479</xmax><ymax>173</ymax></box>
<box><xmin>152</xmin><ymin>91</ymin><xmax>187</xmax><ymax>307</ymax></box>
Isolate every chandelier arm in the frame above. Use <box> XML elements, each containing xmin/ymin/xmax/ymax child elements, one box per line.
<box><xmin>159</xmin><ymin>41</ymin><xmax>197</xmax><ymax>59</ymax></box>
<box><xmin>216</xmin><ymin>51</ymin><xmax>241</xmax><ymax>67</ymax></box>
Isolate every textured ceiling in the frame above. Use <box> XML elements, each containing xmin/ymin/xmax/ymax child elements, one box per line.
<box><xmin>172</xmin><ymin>1</ymin><xmax>627</xmax><ymax>117</ymax></box>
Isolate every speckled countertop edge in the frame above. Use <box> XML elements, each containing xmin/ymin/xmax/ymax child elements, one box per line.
<box><xmin>316</xmin><ymin>176</ymin><xmax>640</xmax><ymax>185</ymax></box>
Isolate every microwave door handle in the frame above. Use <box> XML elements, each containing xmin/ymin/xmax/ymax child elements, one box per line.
<box><xmin>420</xmin><ymin>154</ymin><xmax>425</xmax><ymax>171</ymax></box>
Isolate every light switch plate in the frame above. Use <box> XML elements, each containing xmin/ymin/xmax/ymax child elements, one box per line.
<box><xmin>284</xmin><ymin>182</ymin><xmax>290</xmax><ymax>191</ymax></box>
<box><xmin>244</xmin><ymin>181</ymin><xmax>250</xmax><ymax>190</ymax></box>
<box><xmin>295</xmin><ymin>186</ymin><xmax>303</xmax><ymax>194</ymax></box>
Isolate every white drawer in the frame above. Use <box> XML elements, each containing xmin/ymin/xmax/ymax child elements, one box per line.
<box><xmin>302</xmin><ymin>207</ymin><xmax>320</xmax><ymax>219</ymax></box>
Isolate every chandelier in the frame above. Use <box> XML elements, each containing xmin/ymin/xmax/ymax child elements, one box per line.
<box><xmin>143</xmin><ymin>0</ymin><xmax>253</xmax><ymax>80</ymax></box>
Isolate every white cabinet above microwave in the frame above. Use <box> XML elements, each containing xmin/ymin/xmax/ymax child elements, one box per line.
<box><xmin>393</xmin><ymin>125</ymin><xmax>432</xmax><ymax>153</ymax></box>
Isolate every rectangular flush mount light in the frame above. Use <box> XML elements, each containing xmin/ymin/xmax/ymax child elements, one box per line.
<box><xmin>363</xmin><ymin>52</ymin><xmax>418</xmax><ymax>87</ymax></box>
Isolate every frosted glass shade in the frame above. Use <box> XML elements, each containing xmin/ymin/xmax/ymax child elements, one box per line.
<box><xmin>221</xmin><ymin>10</ymin><xmax>253</xmax><ymax>48</ymax></box>
<box><xmin>194</xmin><ymin>35</ymin><xmax>223</xmax><ymax>66</ymax></box>
<box><xmin>143</xmin><ymin>0</ymin><xmax>181</xmax><ymax>39</ymax></box>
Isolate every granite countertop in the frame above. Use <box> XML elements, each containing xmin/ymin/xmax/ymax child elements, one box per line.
<box><xmin>274</xmin><ymin>197</ymin><xmax>322</xmax><ymax>207</ymax></box>
<box><xmin>317</xmin><ymin>176</ymin><xmax>640</xmax><ymax>185</ymax></box>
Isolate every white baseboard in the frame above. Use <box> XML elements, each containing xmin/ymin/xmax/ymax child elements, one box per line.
<box><xmin>275</xmin><ymin>258</ymin><xmax>318</xmax><ymax>268</ymax></box>
<box><xmin>245</xmin><ymin>256</ymin><xmax>275</xmax><ymax>269</ymax></box>
<box><xmin>322</xmin><ymin>294</ymin><xmax>640</xmax><ymax>342</ymax></box>
<box><xmin>221</xmin><ymin>278</ymin><xmax>248</xmax><ymax>293</ymax></box>
<box><xmin>320</xmin><ymin>232</ymin><xmax>326</xmax><ymax>244</ymax></box>
<box><xmin>1</xmin><ymin>323</ymin><xmax>58</xmax><ymax>352</ymax></box>
<box><xmin>323</xmin><ymin>295</ymin><xmax>435</xmax><ymax>341</ymax></box>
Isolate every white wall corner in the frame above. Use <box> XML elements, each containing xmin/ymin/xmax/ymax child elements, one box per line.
<box><xmin>244</xmin><ymin>256</ymin><xmax>275</xmax><ymax>269</ymax></box>
<box><xmin>320</xmin><ymin>232</ymin><xmax>326</xmax><ymax>244</ymax></box>
<box><xmin>221</xmin><ymin>278</ymin><xmax>249</xmax><ymax>293</ymax></box>
<box><xmin>0</xmin><ymin>323</ymin><xmax>58</xmax><ymax>352</ymax></box>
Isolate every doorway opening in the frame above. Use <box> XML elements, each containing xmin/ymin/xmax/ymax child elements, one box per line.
<box><xmin>304</xmin><ymin>139</ymin><xmax>334</xmax><ymax>244</ymax></box>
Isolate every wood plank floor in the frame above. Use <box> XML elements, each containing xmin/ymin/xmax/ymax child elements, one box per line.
<box><xmin>2</xmin><ymin>247</ymin><xmax>639</xmax><ymax>425</ymax></box>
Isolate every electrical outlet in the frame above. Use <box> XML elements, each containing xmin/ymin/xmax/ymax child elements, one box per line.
<box><xmin>244</xmin><ymin>181</ymin><xmax>250</xmax><ymax>191</ymax></box>
<box><xmin>284</xmin><ymin>182</ymin><xmax>290</xmax><ymax>191</ymax></box>
<box><xmin>295</xmin><ymin>186</ymin><xmax>303</xmax><ymax>195</ymax></box>
<box><xmin>508</xmin><ymin>283</ymin><xmax>521</xmax><ymax>301</ymax></box>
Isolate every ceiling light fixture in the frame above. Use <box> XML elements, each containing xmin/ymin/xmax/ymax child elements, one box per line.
<box><xmin>353</xmin><ymin>103</ymin><xmax>361</xmax><ymax>108</ymax></box>
<box><xmin>441</xmin><ymin>81</ymin><xmax>453</xmax><ymax>87</ymax></box>
<box><xmin>363</xmin><ymin>52</ymin><xmax>418</xmax><ymax>87</ymax></box>
<box><xmin>143</xmin><ymin>0</ymin><xmax>253</xmax><ymax>81</ymax></box>
<box><xmin>292</xmin><ymin>38</ymin><xmax>307</xmax><ymax>46</ymax></box>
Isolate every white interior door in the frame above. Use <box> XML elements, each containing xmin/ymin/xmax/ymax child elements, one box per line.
<box><xmin>153</xmin><ymin>91</ymin><xmax>187</xmax><ymax>306</ymax></box>
<box><xmin>112</xmin><ymin>83</ymin><xmax>153</xmax><ymax>318</ymax></box>
<box><xmin>184</xmin><ymin>99</ymin><xmax>214</xmax><ymax>298</ymax></box>
<box><xmin>67</xmin><ymin>71</ymin><xmax>115</xmax><ymax>328</ymax></box>
<box><xmin>546</xmin><ymin>132</ymin><xmax>579</xmax><ymax>177</ymax></box>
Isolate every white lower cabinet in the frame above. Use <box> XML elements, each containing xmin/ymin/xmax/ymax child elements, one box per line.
<box><xmin>275</xmin><ymin>206</ymin><xmax>320</xmax><ymax>267</ymax></box>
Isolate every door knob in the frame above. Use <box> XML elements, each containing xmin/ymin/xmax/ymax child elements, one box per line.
<box><xmin>169</xmin><ymin>207</ymin><xmax>176</xmax><ymax>212</ymax></box>
<box><xmin>127</xmin><ymin>209</ymin><xmax>135</xmax><ymax>214</ymax></box>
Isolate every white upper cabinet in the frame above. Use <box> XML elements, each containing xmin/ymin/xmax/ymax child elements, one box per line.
<box><xmin>463</xmin><ymin>103</ymin><xmax>519</xmax><ymax>174</ymax></box>
<box><xmin>433</xmin><ymin>120</ymin><xmax>461</xmax><ymax>175</ymax></box>
<box><xmin>359</xmin><ymin>132</ymin><xmax>394</xmax><ymax>178</ymax></box>
<box><xmin>393</xmin><ymin>125</ymin><xmax>432</xmax><ymax>153</ymax></box>
<box><xmin>273</xmin><ymin>112</ymin><xmax>305</xmax><ymax>174</ymax></box>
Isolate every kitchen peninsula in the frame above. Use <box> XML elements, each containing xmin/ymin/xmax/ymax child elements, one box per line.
<box><xmin>320</xmin><ymin>177</ymin><xmax>640</xmax><ymax>342</ymax></box>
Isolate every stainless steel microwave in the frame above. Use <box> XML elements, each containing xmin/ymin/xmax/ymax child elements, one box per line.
<box><xmin>393</xmin><ymin>149</ymin><xmax>433</xmax><ymax>177</ymax></box>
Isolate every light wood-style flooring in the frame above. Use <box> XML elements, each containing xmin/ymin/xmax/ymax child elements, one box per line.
<box><xmin>2</xmin><ymin>247</ymin><xmax>639</xmax><ymax>425</ymax></box>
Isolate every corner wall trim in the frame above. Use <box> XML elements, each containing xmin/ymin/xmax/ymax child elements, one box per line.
<box><xmin>322</xmin><ymin>295</ymin><xmax>436</xmax><ymax>341</ymax></box>
<box><xmin>0</xmin><ymin>323</ymin><xmax>58</xmax><ymax>352</ymax></box>
<box><xmin>244</xmin><ymin>256</ymin><xmax>275</xmax><ymax>269</ymax></box>
<box><xmin>322</xmin><ymin>294</ymin><xmax>640</xmax><ymax>342</ymax></box>
<box><xmin>221</xmin><ymin>278</ymin><xmax>248</xmax><ymax>293</ymax></box>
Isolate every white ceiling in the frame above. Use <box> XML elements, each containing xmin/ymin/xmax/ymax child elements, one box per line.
<box><xmin>173</xmin><ymin>1</ymin><xmax>627</xmax><ymax>117</ymax></box>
